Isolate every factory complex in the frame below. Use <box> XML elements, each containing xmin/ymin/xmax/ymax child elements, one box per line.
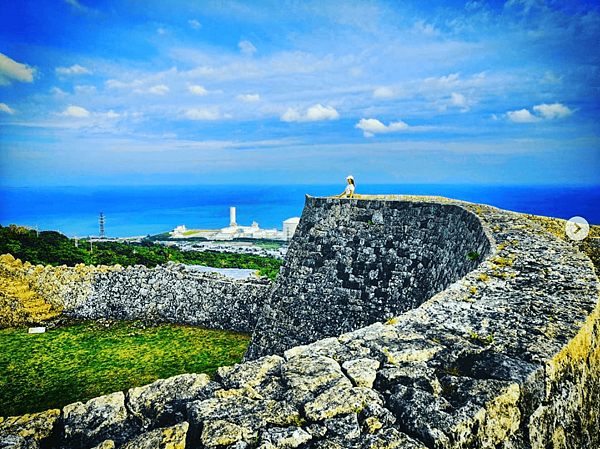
<box><xmin>169</xmin><ymin>207</ymin><xmax>300</xmax><ymax>241</ymax></box>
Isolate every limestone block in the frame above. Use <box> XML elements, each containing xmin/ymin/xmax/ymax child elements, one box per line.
<box><xmin>216</xmin><ymin>355</ymin><xmax>284</xmax><ymax>391</ymax></box>
<box><xmin>120</xmin><ymin>422</ymin><xmax>188</xmax><ymax>449</ymax></box>
<box><xmin>0</xmin><ymin>409</ymin><xmax>60</xmax><ymax>449</ymax></box>
<box><xmin>342</xmin><ymin>358</ymin><xmax>380</xmax><ymax>388</ymax></box>
<box><xmin>201</xmin><ymin>420</ymin><xmax>248</xmax><ymax>447</ymax></box>
<box><xmin>281</xmin><ymin>355</ymin><xmax>351</xmax><ymax>396</ymax></box>
<box><xmin>127</xmin><ymin>373</ymin><xmax>211</xmax><ymax>430</ymax></box>
<box><xmin>61</xmin><ymin>391</ymin><xmax>137</xmax><ymax>449</ymax></box>
<box><xmin>324</xmin><ymin>413</ymin><xmax>360</xmax><ymax>439</ymax></box>
<box><xmin>304</xmin><ymin>385</ymin><xmax>383</xmax><ymax>421</ymax></box>
<box><xmin>259</xmin><ymin>426</ymin><xmax>312</xmax><ymax>448</ymax></box>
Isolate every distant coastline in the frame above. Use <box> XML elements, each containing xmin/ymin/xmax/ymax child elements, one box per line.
<box><xmin>1</xmin><ymin>184</ymin><xmax>599</xmax><ymax>237</ymax></box>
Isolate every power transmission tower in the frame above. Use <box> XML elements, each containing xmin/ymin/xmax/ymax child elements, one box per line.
<box><xmin>99</xmin><ymin>212</ymin><xmax>106</xmax><ymax>238</ymax></box>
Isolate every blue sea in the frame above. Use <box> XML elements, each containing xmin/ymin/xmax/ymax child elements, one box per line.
<box><xmin>0</xmin><ymin>184</ymin><xmax>598</xmax><ymax>238</ymax></box>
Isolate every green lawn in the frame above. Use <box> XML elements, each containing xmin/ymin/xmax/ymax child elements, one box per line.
<box><xmin>0</xmin><ymin>320</ymin><xmax>250</xmax><ymax>417</ymax></box>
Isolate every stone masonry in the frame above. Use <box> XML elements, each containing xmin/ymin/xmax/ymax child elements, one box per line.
<box><xmin>245</xmin><ymin>196</ymin><xmax>492</xmax><ymax>360</ymax></box>
<box><xmin>1</xmin><ymin>195</ymin><xmax>599</xmax><ymax>449</ymax></box>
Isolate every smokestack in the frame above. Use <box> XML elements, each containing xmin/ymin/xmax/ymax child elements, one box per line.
<box><xmin>230</xmin><ymin>207</ymin><xmax>237</xmax><ymax>227</ymax></box>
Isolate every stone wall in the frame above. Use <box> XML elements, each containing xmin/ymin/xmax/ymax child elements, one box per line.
<box><xmin>1</xmin><ymin>195</ymin><xmax>599</xmax><ymax>449</ymax></box>
<box><xmin>0</xmin><ymin>256</ymin><xmax>272</xmax><ymax>333</ymax></box>
<box><xmin>245</xmin><ymin>196</ymin><xmax>492</xmax><ymax>360</ymax></box>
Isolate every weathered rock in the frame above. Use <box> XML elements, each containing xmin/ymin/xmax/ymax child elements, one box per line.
<box><xmin>259</xmin><ymin>426</ymin><xmax>312</xmax><ymax>448</ymax></box>
<box><xmin>305</xmin><ymin>385</ymin><xmax>383</xmax><ymax>421</ymax></box>
<box><xmin>88</xmin><ymin>440</ymin><xmax>115</xmax><ymax>449</ymax></box>
<box><xmin>342</xmin><ymin>358</ymin><xmax>380</xmax><ymax>388</ymax></box>
<box><xmin>120</xmin><ymin>422</ymin><xmax>188</xmax><ymax>449</ymax></box>
<box><xmin>0</xmin><ymin>410</ymin><xmax>60</xmax><ymax>449</ymax></box>
<box><xmin>127</xmin><ymin>373</ymin><xmax>212</xmax><ymax>430</ymax></box>
<box><xmin>61</xmin><ymin>391</ymin><xmax>137</xmax><ymax>449</ymax></box>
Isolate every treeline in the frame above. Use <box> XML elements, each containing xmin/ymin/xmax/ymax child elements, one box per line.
<box><xmin>0</xmin><ymin>225</ymin><xmax>281</xmax><ymax>280</ymax></box>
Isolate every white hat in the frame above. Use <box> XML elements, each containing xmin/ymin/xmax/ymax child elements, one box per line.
<box><xmin>346</xmin><ymin>175</ymin><xmax>354</xmax><ymax>180</ymax></box>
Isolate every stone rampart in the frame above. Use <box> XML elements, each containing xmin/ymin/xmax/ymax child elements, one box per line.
<box><xmin>245</xmin><ymin>196</ymin><xmax>492</xmax><ymax>360</ymax></box>
<box><xmin>0</xmin><ymin>256</ymin><xmax>272</xmax><ymax>333</ymax></box>
<box><xmin>1</xmin><ymin>195</ymin><xmax>599</xmax><ymax>449</ymax></box>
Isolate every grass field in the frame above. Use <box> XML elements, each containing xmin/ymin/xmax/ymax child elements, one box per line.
<box><xmin>0</xmin><ymin>320</ymin><xmax>250</xmax><ymax>417</ymax></box>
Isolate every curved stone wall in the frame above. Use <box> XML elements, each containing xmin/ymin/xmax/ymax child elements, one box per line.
<box><xmin>1</xmin><ymin>195</ymin><xmax>599</xmax><ymax>449</ymax></box>
<box><xmin>245</xmin><ymin>196</ymin><xmax>493</xmax><ymax>360</ymax></box>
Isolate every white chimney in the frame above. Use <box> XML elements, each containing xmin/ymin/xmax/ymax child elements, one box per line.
<box><xmin>230</xmin><ymin>207</ymin><xmax>237</xmax><ymax>227</ymax></box>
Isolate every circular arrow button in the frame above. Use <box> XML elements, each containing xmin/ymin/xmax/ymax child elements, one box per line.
<box><xmin>566</xmin><ymin>216</ymin><xmax>589</xmax><ymax>241</ymax></box>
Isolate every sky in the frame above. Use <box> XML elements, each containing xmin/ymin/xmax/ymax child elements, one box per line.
<box><xmin>0</xmin><ymin>0</ymin><xmax>599</xmax><ymax>187</ymax></box>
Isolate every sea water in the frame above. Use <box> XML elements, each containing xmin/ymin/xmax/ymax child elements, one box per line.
<box><xmin>0</xmin><ymin>184</ymin><xmax>598</xmax><ymax>237</ymax></box>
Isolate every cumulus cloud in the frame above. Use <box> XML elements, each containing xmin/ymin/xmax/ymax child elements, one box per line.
<box><xmin>51</xmin><ymin>87</ymin><xmax>68</xmax><ymax>96</ymax></box>
<box><xmin>105</xmin><ymin>79</ymin><xmax>144</xmax><ymax>89</ymax></box>
<box><xmin>185</xmin><ymin>107</ymin><xmax>230</xmax><ymax>120</ymax></box>
<box><xmin>450</xmin><ymin>92</ymin><xmax>466</xmax><ymax>107</ymax></box>
<box><xmin>281</xmin><ymin>104</ymin><xmax>340</xmax><ymax>122</ymax></box>
<box><xmin>421</xmin><ymin>73</ymin><xmax>460</xmax><ymax>91</ymax></box>
<box><xmin>0</xmin><ymin>103</ymin><xmax>15</xmax><ymax>114</ymax></box>
<box><xmin>355</xmin><ymin>118</ymin><xmax>409</xmax><ymax>137</ymax></box>
<box><xmin>373</xmin><ymin>86</ymin><xmax>404</xmax><ymax>99</ymax></box>
<box><xmin>507</xmin><ymin>109</ymin><xmax>541</xmax><ymax>123</ymax></box>
<box><xmin>188</xmin><ymin>19</ymin><xmax>202</xmax><ymax>28</ymax></box>
<box><xmin>188</xmin><ymin>84</ymin><xmax>223</xmax><ymax>95</ymax></box>
<box><xmin>533</xmin><ymin>103</ymin><xmax>572</xmax><ymax>119</ymax></box>
<box><xmin>507</xmin><ymin>103</ymin><xmax>572</xmax><ymax>123</ymax></box>
<box><xmin>63</xmin><ymin>105</ymin><xmax>90</xmax><ymax>117</ymax></box>
<box><xmin>238</xmin><ymin>40</ymin><xmax>257</xmax><ymax>56</ymax></box>
<box><xmin>0</xmin><ymin>53</ymin><xmax>35</xmax><ymax>85</ymax></box>
<box><xmin>237</xmin><ymin>93</ymin><xmax>261</xmax><ymax>102</ymax></box>
<box><xmin>148</xmin><ymin>84</ymin><xmax>169</xmax><ymax>95</ymax></box>
<box><xmin>56</xmin><ymin>64</ymin><xmax>92</xmax><ymax>75</ymax></box>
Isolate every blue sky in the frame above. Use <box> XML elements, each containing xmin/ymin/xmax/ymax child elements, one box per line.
<box><xmin>0</xmin><ymin>0</ymin><xmax>598</xmax><ymax>186</ymax></box>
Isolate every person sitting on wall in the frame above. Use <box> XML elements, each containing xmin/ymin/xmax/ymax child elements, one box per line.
<box><xmin>337</xmin><ymin>175</ymin><xmax>356</xmax><ymax>198</ymax></box>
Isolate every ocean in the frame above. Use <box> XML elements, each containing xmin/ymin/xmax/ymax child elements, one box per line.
<box><xmin>0</xmin><ymin>184</ymin><xmax>598</xmax><ymax>238</ymax></box>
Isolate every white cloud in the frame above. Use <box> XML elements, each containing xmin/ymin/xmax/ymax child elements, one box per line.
<box><xmin>533</xmin><ymin>103</ymin><xmax>572</xmax><ymax>119</ymax></box>
<box><xmin>0</xmin><ymin>53</ymin><xmax>35</xmax><ymax>85</ymax></box>
<box><xmin>148</xmin><ymin>84</ymin><xmax>169</xmax><ymax>95</ymax></box>
<box><xmin>355</xmin><ymin>118</ymin><xmax>409</xmax><ymax>137</ymax></box>
<box><xmin>74</xmin><ymin>85</ymin><xmax>97</xmax><ymax>94</ymax></box>
<box><xmin>56</xmin><ymin>64</ymin><xmax>92</xmax><ymax>75</ymax></box>
<box><xmin>188</xmin><ymin>19</ymin><xmax>202</xmax><ymax>28</ymax></box>
<box><xmin>373</xmin><ymin>86</ymin><xmax>404</xmax><ymax>99</ymax></box>
<box><xmin>281</xmin><ymin>104</ymin><xmax>340</xmax><ymax>122</ymax></box>
<box><xmin>0</xmin><ymin>103</ymin><xmax>15</xmax><ymax>114</ymax></box>
<box><xmin>507</xmin><ymin>109</ymin><xmax>541</xmax><ymax>123</ymax></box>
<box><xmin>157</xmin><ymin>28</ymin><xmax>167</xmax><ymax>35</ymax></box>
<box><xmin>51</xmin><ymin>87</ymin><xmax>67</xmax><ymax>96</ymax></box>
<box><xmin>450</xmin><ymin>92</ymin><xmax>466</xmax><ymax>107</ymax></box>
<box><xmin>421</xmin><ymin>73</ymin><xmax>461</xmax><ymax>91</ymax></box>
<box><xmin>238</xmin><ymin>40</ymin><xmax>257</xmax><ymax>56</ymax></box>
<box><xmin>105</xmin><ymin>79</ymin><xmax>144</xmax><ymax>89</ymax></box>
<box><xmin>507</xmin><ymin>103</ymin><xmax>572</xmax><ymax>123</ymax></box>
<box><xmin>237</xmin><ymin>93</ymin><xmax>261</xmax><ymax>102</ymax></box>
<box><xmin>63</xmin><ymin>105</ymin><xmax>90</xmax><ymax>117</ymax></box>
<box><xmin>541</xmin><ymin>72</ymin><xmax>562</xmax><ymax>84</ymax></box>
<box><xmin>102</xmin><ymin>110</ymin><xmax>120</xmax><ymax>118</ymax></box>
<box><xmin>185</xmin><ymin>108</ymin><xmax>226</xmax><ymax>120</ymax></box>
<box><xmin>413</xmin><ymin>20</ymin><xmax>439</xmax><ymax>36</ymax></box>
<box><xmin>188</xmin><ymin>85</ymin><xmax>209</xmax><ymax>95</ymax></box>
